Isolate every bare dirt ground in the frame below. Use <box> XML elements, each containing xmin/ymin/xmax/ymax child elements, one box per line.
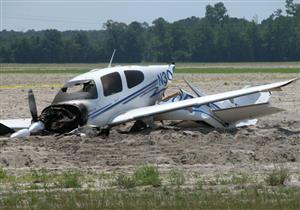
<box><xmin>0</xmin><ymin>73</ymin><xmax>299</xmax><ymax>178</ymax></box>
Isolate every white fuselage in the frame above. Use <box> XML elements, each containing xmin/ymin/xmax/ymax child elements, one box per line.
<box><xmin>59</xmin><ymin>65</ymin><xmax>174</xmax><ymax>127</ymax></box>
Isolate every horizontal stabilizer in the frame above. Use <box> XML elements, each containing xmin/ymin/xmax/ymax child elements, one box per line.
<box><xmin>213</xmin><ymin>103</ymin><xmax>283</xmax><ymax>123</ymax></box>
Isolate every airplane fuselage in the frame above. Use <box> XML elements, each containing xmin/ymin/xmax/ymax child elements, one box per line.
<box><xmin>54</xmin><ymin>64</ymin><xmax>175</xmax><ymax>127</ymax></box>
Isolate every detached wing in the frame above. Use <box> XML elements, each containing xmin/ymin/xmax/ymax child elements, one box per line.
<box><xmin>110</xmin><ymin>78</ymin><xmax>297</xmax><ymax>125</ymax></box>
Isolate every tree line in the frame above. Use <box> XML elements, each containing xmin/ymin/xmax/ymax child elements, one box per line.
<box><xmin>0</xmin><ymin>0</ymin><xmax>299</xmax><ymax>63</ymax></box>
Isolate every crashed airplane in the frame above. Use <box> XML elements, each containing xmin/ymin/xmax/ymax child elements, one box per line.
<box><xmin>0</xmin><ymin>55</ymin><xmax>298</xmax><ymax>138</ymax></box>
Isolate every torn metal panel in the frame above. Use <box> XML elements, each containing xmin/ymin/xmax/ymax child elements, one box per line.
<box><xmin>39</xmin><ymin>104</ymin><xmax>88</xmax><ymax>133</ymax></box>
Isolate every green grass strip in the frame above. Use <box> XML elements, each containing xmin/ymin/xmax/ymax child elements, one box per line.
<box><xmin>176</xmin><ymin>68</ymin><xmax>300</xmax><ymax>74</ymax></box>
<box><xmin>1</xmin><ymin>187</ymin><xmax>300</xmax><ymax>210</ymax></box>
<box><xmin>0</xmin><ymin>68</ymin><xmax>299</xmax><ymax>74</ymax></box>
<box><xmin>0</xmin><ymin>83</ymin><xmax>63</xmax><ymax>89</ymax></box>
<box><xmin>0</xmin><ymin>69</ymin><xmax>89</xmax><ymax>74</ymax></box>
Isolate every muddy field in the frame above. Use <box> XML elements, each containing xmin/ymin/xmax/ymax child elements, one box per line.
<box><xmin>0</xmin><ymin>73</ymin><xmax>299</xmax><ymax>178</ymax></box>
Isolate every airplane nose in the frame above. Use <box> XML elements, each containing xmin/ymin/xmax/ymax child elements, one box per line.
<box><xmin>39</xmin><ymin>103</ymin><xmax>88</xmax><ymax>133</ymax></box>
<box><xmin>29</xmin><ymin>121</ymin><xmax>45</xmax><ymax>133</ymax></box>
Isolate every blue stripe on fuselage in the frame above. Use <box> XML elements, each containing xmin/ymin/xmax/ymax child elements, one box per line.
<box><xmin>122</xmin><ymin>81</ymin><xmax>158</xmax><ymax>104</ymax></box>
<box><xmin>150</xmin><ymin>87</ymin><xmax>166</xmax><ymax>97</ymax></box>
<box><xmin>89</xmin><ymin>79</ymin><xmax>158</xmax><ymax>119</ymax></box>
<box><xmin>88</xmin><ymin>103</ymin><xmax>112</xmax><ymax>117</ymax></box>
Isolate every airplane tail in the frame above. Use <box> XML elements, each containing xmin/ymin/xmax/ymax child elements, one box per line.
<box><xmin>169</xmin><ymin>62</ymin><xmax>176</xmax><ymax>75</ymax></box>
<box><xmin>158</xmin><ymin>80</ymin><xmax>285</xmax><ymax>128</ymax></box>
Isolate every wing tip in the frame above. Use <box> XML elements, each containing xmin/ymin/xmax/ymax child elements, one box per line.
<box><xmin>281</xmin><ymin>77</ymin><xmax>299</xmax><ymax>87</ymax></box>
<box><xmin>268</xmin><ymin>77</ymin><xmax>299</xmax><ymax>91</ymax></box>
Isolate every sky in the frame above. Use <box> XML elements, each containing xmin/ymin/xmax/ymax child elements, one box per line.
<box><xmin>1</xmin><ymin>0</ymin><xmax>298</xmax><ymax>31</ymax></box>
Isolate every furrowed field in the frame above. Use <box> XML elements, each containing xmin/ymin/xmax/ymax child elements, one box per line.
<box><xmin>1</xmin><ymin>62</ymin><xmax>300</xmax><ymax>74</ymax></box>
<box><xmin>0</xmin><ymin>62</ymin><xmax>300</xmax><ymax>209</ymax></box>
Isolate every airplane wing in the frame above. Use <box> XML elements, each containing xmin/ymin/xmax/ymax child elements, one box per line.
<box><xmin>0</xmin><ymin>118</ymin><xmax>32</xmax><ymax>129</ymax></box>
<box><xmin>110</xmin><ymin>78</ymin><xmax>297</xmax><ymax>125</ymax></box>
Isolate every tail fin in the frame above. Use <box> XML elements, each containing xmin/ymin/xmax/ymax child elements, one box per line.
<box><xmin>169</xmin><ymin>62</ymin><xmax>175</xmax><ymax>74</ymax></box>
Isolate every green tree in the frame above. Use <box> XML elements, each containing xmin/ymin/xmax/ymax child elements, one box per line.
<box><xmin>39</xmin><ymin>29</ymin><xmax>62</xmax><ymax>62</ymax></box>
<box><xmin>0</xmin><ymin>1</ymin><xmax>299</xmax><ymax>63</ymax></box>
<box><xmin>103</xmin><ymin>20</ymin><xmax>128</xmax><ymax>62</ymax></box>
<box><xmin>146</xmin><ymin>18</ymin><xmax>172</xmax><ymax>62</ymax></box>
<box><xmin>286</xmin><ymin>0</ymin><xmax>297</xmax><ymax>16</ymax></box>
<box><xmin>205</xmin><ymin>2</ymin><xmax>228</xmax><ymax>23</ymax></box>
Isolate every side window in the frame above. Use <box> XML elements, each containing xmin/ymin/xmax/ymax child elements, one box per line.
<box><xmin>124</xmin><ymin>70</ymin><xmax>144</xmax><ymax>89</ymax></box>
<box><xmin>101</xmin><ymin>72</ymin><xmax>122</xmax><ymax>96</ymax></box>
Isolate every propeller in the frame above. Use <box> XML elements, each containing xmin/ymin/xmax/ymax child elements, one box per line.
<box><xmin>10</xmin><ymin>89</ymin><xmax>45</xmax><ymax>138</ymax></box>
<box><xmin>28</xmin><ymin>89</ymin><xmax>38</xmax><ymax>122</ymax></box>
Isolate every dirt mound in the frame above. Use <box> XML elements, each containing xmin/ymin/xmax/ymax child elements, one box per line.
<box><xmin>0</xmin><ymin>121</ymin><xmax>299</xmax><ymax>169</ymax></box>
<box><xmin>1</xmin><ymin>73</ymin><xmax>299</xmax><ymax>174</ymax></box>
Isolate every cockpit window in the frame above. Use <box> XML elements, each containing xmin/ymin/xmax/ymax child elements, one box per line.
<box><xmin>62</xmin><ymin>81</ymin><xmax>96</xmax><ymax>95</ymax></box>
<box><xmin>52</xmin><ymin>80</ymin><xmax>98</xmax><ymax>104</ymax></box>
<box><xmin>101</xmin><ymin>72</ymin><xmax>123</xmax><ymax>96</ymax></box>
<box><xmin>124</xmin><ymin>70</ymin><xmax>144</xmax><ymax>88</ymax></box>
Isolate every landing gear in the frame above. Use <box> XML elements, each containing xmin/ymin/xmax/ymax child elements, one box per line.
<box><xmin>130</xmin><ymin>120</ymin><xmax>148</xmax><ymax>132</ymax></box>
<box><xmin>99</xmin><ymin>127</ymin><xmax>110</xmax><ymax>136</ymax></box>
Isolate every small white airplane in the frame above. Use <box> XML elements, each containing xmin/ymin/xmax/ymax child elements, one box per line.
<box><xmin>0</xmin><ymin>52</ymin><xmax>298</xmax><ymax>138</ymax></box>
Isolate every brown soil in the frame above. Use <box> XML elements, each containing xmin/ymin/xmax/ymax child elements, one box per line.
<box><xmin>0</xmin><ymin>73</ymin><xmax>299</xmax><ymax>174</ymax></box>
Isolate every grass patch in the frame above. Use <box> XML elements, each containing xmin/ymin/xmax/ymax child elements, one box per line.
<box><xmin>230</xmin><ymin>173</ymin><xmax>252</xmax><ymax>185</ymax></box>
<box><xmin>114</xmin><ymin>165</ymin><xmax>161</xmax><ymax>188</ymax></box>
<box><xmin>0</xmin><ymin>168</ymin><xmax>8</xmax><ymax>180</ymax></box>
<box><xmin>2</xmin><ymin>169</ymin><xmax>56</xmax><ymax>183</ymax></box>
<box><xmin>55</xmin><ymin>170</ymin><xmax>82</xmax><ymax>188</ymax></box>
<box><xmin>196</xmin><ymin>173</ymin><xmax>253</xmax><ymax>187</ymax></box>
<box><xmin>29</xmin><ymin>169</ymin><xmax>52</xmax><ymax>183</ymax></box>
<box><xmin>133</xmin><ymin>165</ymin><xmax>161</xmax><ymax>187</ymax></box>
<box><xmin>0</xmin><ymin>187</ymin><xmax>300</xmax><ymax>210</ymax></box>
<box><xmin>265</xmin><ymin>167</ymin><xmax>289</xmax><ymax>186</ymax></box>
<box><xmin>0</xmin><ymin>69</ymin><xmax>89</xmax><ymax>74</ymax></box>
<box><xmin>114</xmin><ymin>173</ymin><xmax>136</xmax><ymax>189</ymax></box>
<box><xmin>167</xmin><ymin>169</ymin><xmax>185</xmax><ymax>187</ymax></box>
<box><xmin>1</xmin><ymin>167</ymin><xmax>300</xmax><ymax>209</ymax></box>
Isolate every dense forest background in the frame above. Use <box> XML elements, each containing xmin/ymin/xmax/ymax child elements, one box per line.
<box><xmin>0</xmin><ymin>0</ymin><xmax>299</xmax><ymax>63</ymax></box>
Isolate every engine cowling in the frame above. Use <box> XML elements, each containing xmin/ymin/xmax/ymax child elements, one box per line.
<box><xmin>39</xmin><ymin>103</ymin><xmax>88</xmax><ymax>133</ymax></box>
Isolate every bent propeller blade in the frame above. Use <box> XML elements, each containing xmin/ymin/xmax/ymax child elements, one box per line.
<box><xmin>28</xmin><ymin>89</ymin><xmax>38</xmax><ymax>122</ymax></box>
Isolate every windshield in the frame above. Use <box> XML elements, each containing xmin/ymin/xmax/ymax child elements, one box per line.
<box><xmin>52</xmin><ymin>80</ymin><xmax>98</xmax><ymax>104</ymax></box>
